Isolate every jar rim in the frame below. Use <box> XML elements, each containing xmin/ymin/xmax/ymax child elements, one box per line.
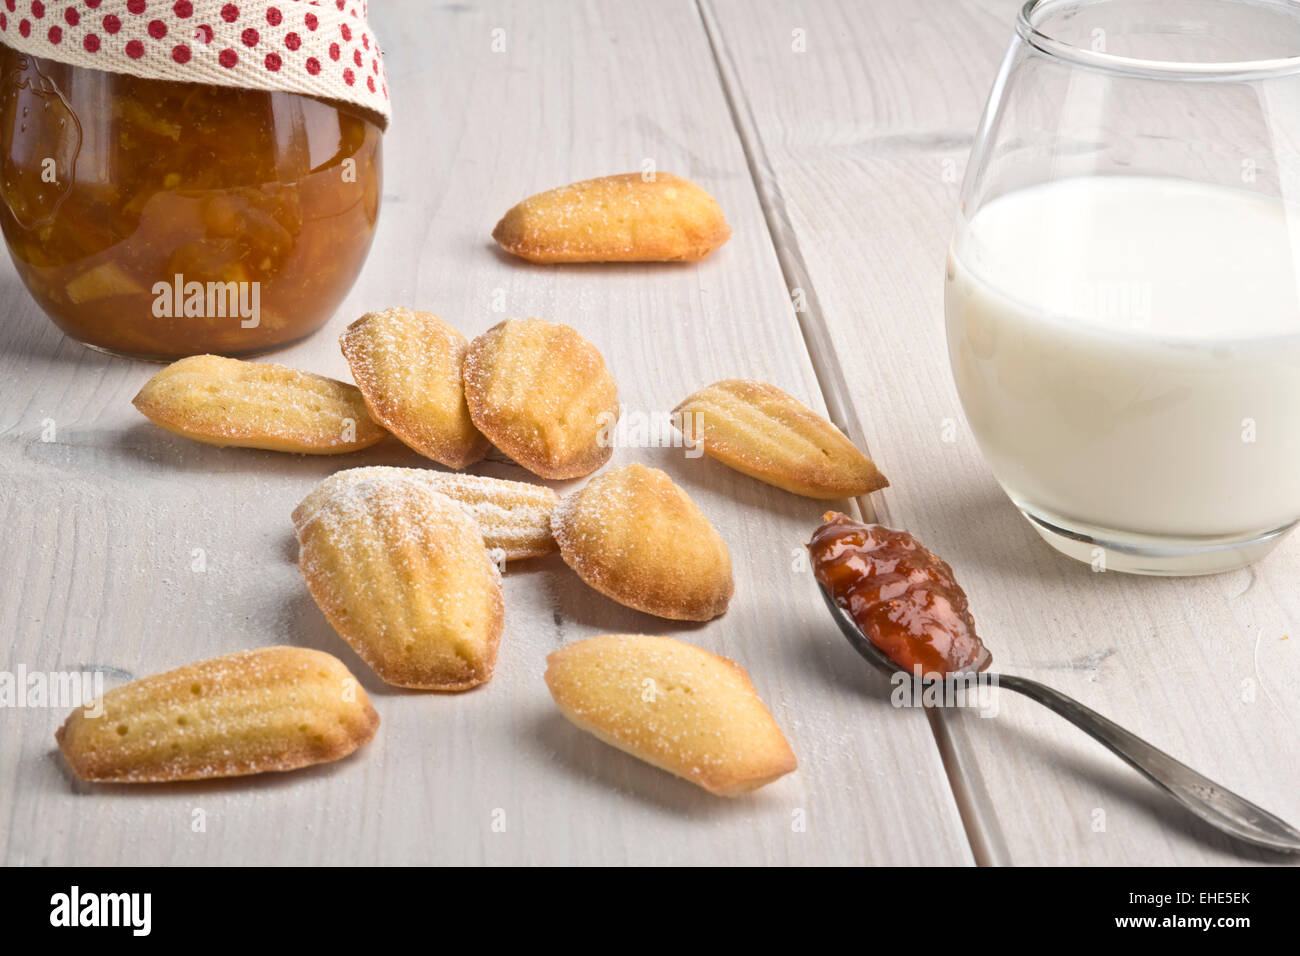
<box><xmin>1017</xmin><ymin>0</ymin><xmax>1300</xmax><ymax>81</ymax></box>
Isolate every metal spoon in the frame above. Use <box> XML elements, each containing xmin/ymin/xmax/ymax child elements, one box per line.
<box><xmin>818</xmin><ymin>582</ymin><xmax>1300</xmax><ymax>854</ymax></box>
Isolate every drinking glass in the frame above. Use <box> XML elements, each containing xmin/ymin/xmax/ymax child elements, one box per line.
<box><xmin>947</xmin><ymin>0</ymin><xmax>1300</xmax><ymax>574</ymax></box>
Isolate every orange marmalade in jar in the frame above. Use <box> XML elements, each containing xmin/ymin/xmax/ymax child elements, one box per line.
<box><xmin>0</xmin><ymin>45</ymin><xmax>382</xmax><ymax>359</ymax></box>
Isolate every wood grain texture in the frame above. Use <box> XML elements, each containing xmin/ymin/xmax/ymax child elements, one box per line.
<box><xmin>0</xmin><ymin>0</ymin><xmax>973</xmax><ymax>865</ymax></box>
<box><xmin>703</xmin><ymin>0</ymin><xmax>1300</xmax><ymax>865</ymax></box>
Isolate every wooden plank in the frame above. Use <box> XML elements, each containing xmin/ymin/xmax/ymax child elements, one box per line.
<box><xmin>702</xmin><ymin>0</ymin><xmax>1300</xmax><ymax>864</ymax></box>
<box><xmin>0</xmin><ymin>0</ymin><xmax>973</xmax><ymax>865</ymax></box>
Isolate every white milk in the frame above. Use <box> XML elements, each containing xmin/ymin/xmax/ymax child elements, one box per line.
<box><xmin>946</xmin><ymin>175</ymin><xmax>1300</xmax><ymax>541</ymax></box>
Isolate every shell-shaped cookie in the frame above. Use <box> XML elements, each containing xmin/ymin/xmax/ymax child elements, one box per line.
<box><xmin>463</xmin><ymin>318</ymin><xmax>620</xmax><ymax>479</ymax></box>
<box><xmin>340</xmin><ymin>308</ymin><xmax>490</xmax><ymax>469</ymax></box>
<box><xmin>292</xmin><ymin>465</ymin><xmax>558</xmax><ymax>561</ymax></box>
<box><xmin>545</xmin><ymin>634</ymin><xmax>797</xmax><ymax>796</ymax></box>
<box><xmin>551</xmin><ymin>463</ymin><xmax>732</xmax><ymax>621</ymax></box>
<box><xmin>132</xmin><ymin>354</ymin><xmax>387</xmax><ymax>454</ymax></box>
<box><xmin>674</xmin><ymin>379</ymin><xmax>888</xmax><ymax>499</ymax></box>
<box><xmin>55</xmin><ymin>647</ymin><xmax>380</xmax><ymax>783</ymax></box>
<box><xmin>298</xmin><ymin>480</ymin><xmax>504</xmax><ymax>690</ymax></box>
<box><xmin>493</xmin><ymin>173</ymin><xmax>731</xmax><ymax>263</ymax></box>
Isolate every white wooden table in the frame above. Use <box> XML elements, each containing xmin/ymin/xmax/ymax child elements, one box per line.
<box><xmin>2</xmin><ymin>0</ymin><xmax>1297</xmax><ymax>866</ymax></box>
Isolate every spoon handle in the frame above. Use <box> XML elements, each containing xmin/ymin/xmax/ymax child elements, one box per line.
<box><xmin>996</xmin><ymin>673</ymin><xmax>1300</xmax><ymax>853</ymax></box>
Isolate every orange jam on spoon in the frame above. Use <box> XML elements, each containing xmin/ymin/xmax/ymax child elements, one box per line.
<box><xmin>809</xmin><ymin>512</ymin><xmax>991</xmax><ymax>676</ymax></box>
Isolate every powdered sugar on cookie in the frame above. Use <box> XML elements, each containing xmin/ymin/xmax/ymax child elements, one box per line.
<box><xmin>293</xmin><ymin>465</ymin><xmax>558</xmax><ymax>561</ymax></box>
<box><xmin>298</xmin><ymin>479</ymin><xmax>504</xmax><ymax>690</ymax></box>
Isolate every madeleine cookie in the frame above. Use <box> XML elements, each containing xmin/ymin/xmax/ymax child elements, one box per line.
<box><xmin>340</xmin><ymin>308</ymin><xmax>490</xmax><ymax>469</ymax></box>
<box><xmin>545</xmin><ymin>634</ymin><xmax>796</xmax><ymax>796</ymax></box>
<box><xmin>298</xmin><ymin>479</ymin><xmax>504</xmax><ymax>690</ymax></box>
<box><xmin>132</xmin><ymin>354</ymin><xmax>387</xmax><ymax>454</ymax></box>
<box><xmin>55</xmin><ymin>647</ymin><xmax>379</xmax><ymax>783</ymax></box>
<box><xmin>674</xmin><ymin>379</ymin><xmax>888</xmax><ymax>499</ymax></box>
<box><xmin>292</xmin><ymin>466</ymin><xmax>559</xmax><ymax>561</ymax></box>
<box><xmin>493</xmin><ymin>173</ymin><xmax>731</xmax><ymax>263</ymax></box>
<box><xmin>552</xmin><ymin>464</ymin><xmax>732</xmax><ymax>620</ymax></box>
<box><xmin>463</xmin><ymin>318</ymin><xmax>620</xmax><ymax>479</ymax></box>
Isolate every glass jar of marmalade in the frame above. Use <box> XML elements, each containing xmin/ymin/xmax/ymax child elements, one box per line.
<box><xmin>0</xmin><ymin>45</ymin><xmax>383</xmax><ymax>359</ymax></box>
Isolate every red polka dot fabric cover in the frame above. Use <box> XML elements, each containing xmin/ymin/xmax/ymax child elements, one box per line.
<box><xmin>0</xmin><ymin>0</ymin><xmax>390</xmax><ymax>128</ymax></box>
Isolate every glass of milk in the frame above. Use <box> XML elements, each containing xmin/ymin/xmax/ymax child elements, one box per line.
<box><xmin>947</xmin><ymin>0</ymin><xmax>1300</xmax><ymax>575</ymax></box>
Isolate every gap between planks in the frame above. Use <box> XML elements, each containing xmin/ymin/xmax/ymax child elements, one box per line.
<box><xmin>693</xmin><ymin>0</ymin><xmax>1006</xmax><ymax>866</ymax></box>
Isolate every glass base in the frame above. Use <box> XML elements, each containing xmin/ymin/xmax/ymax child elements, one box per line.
<box><xmin>1020</xmin><ymin>508</ymin><xmax>1297</xmax><ymax>576</ymax></box>
<box><xmin>75</xmin><ymin>328</ymin><xmax>321</xmax><ymax>363</ymax></box>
